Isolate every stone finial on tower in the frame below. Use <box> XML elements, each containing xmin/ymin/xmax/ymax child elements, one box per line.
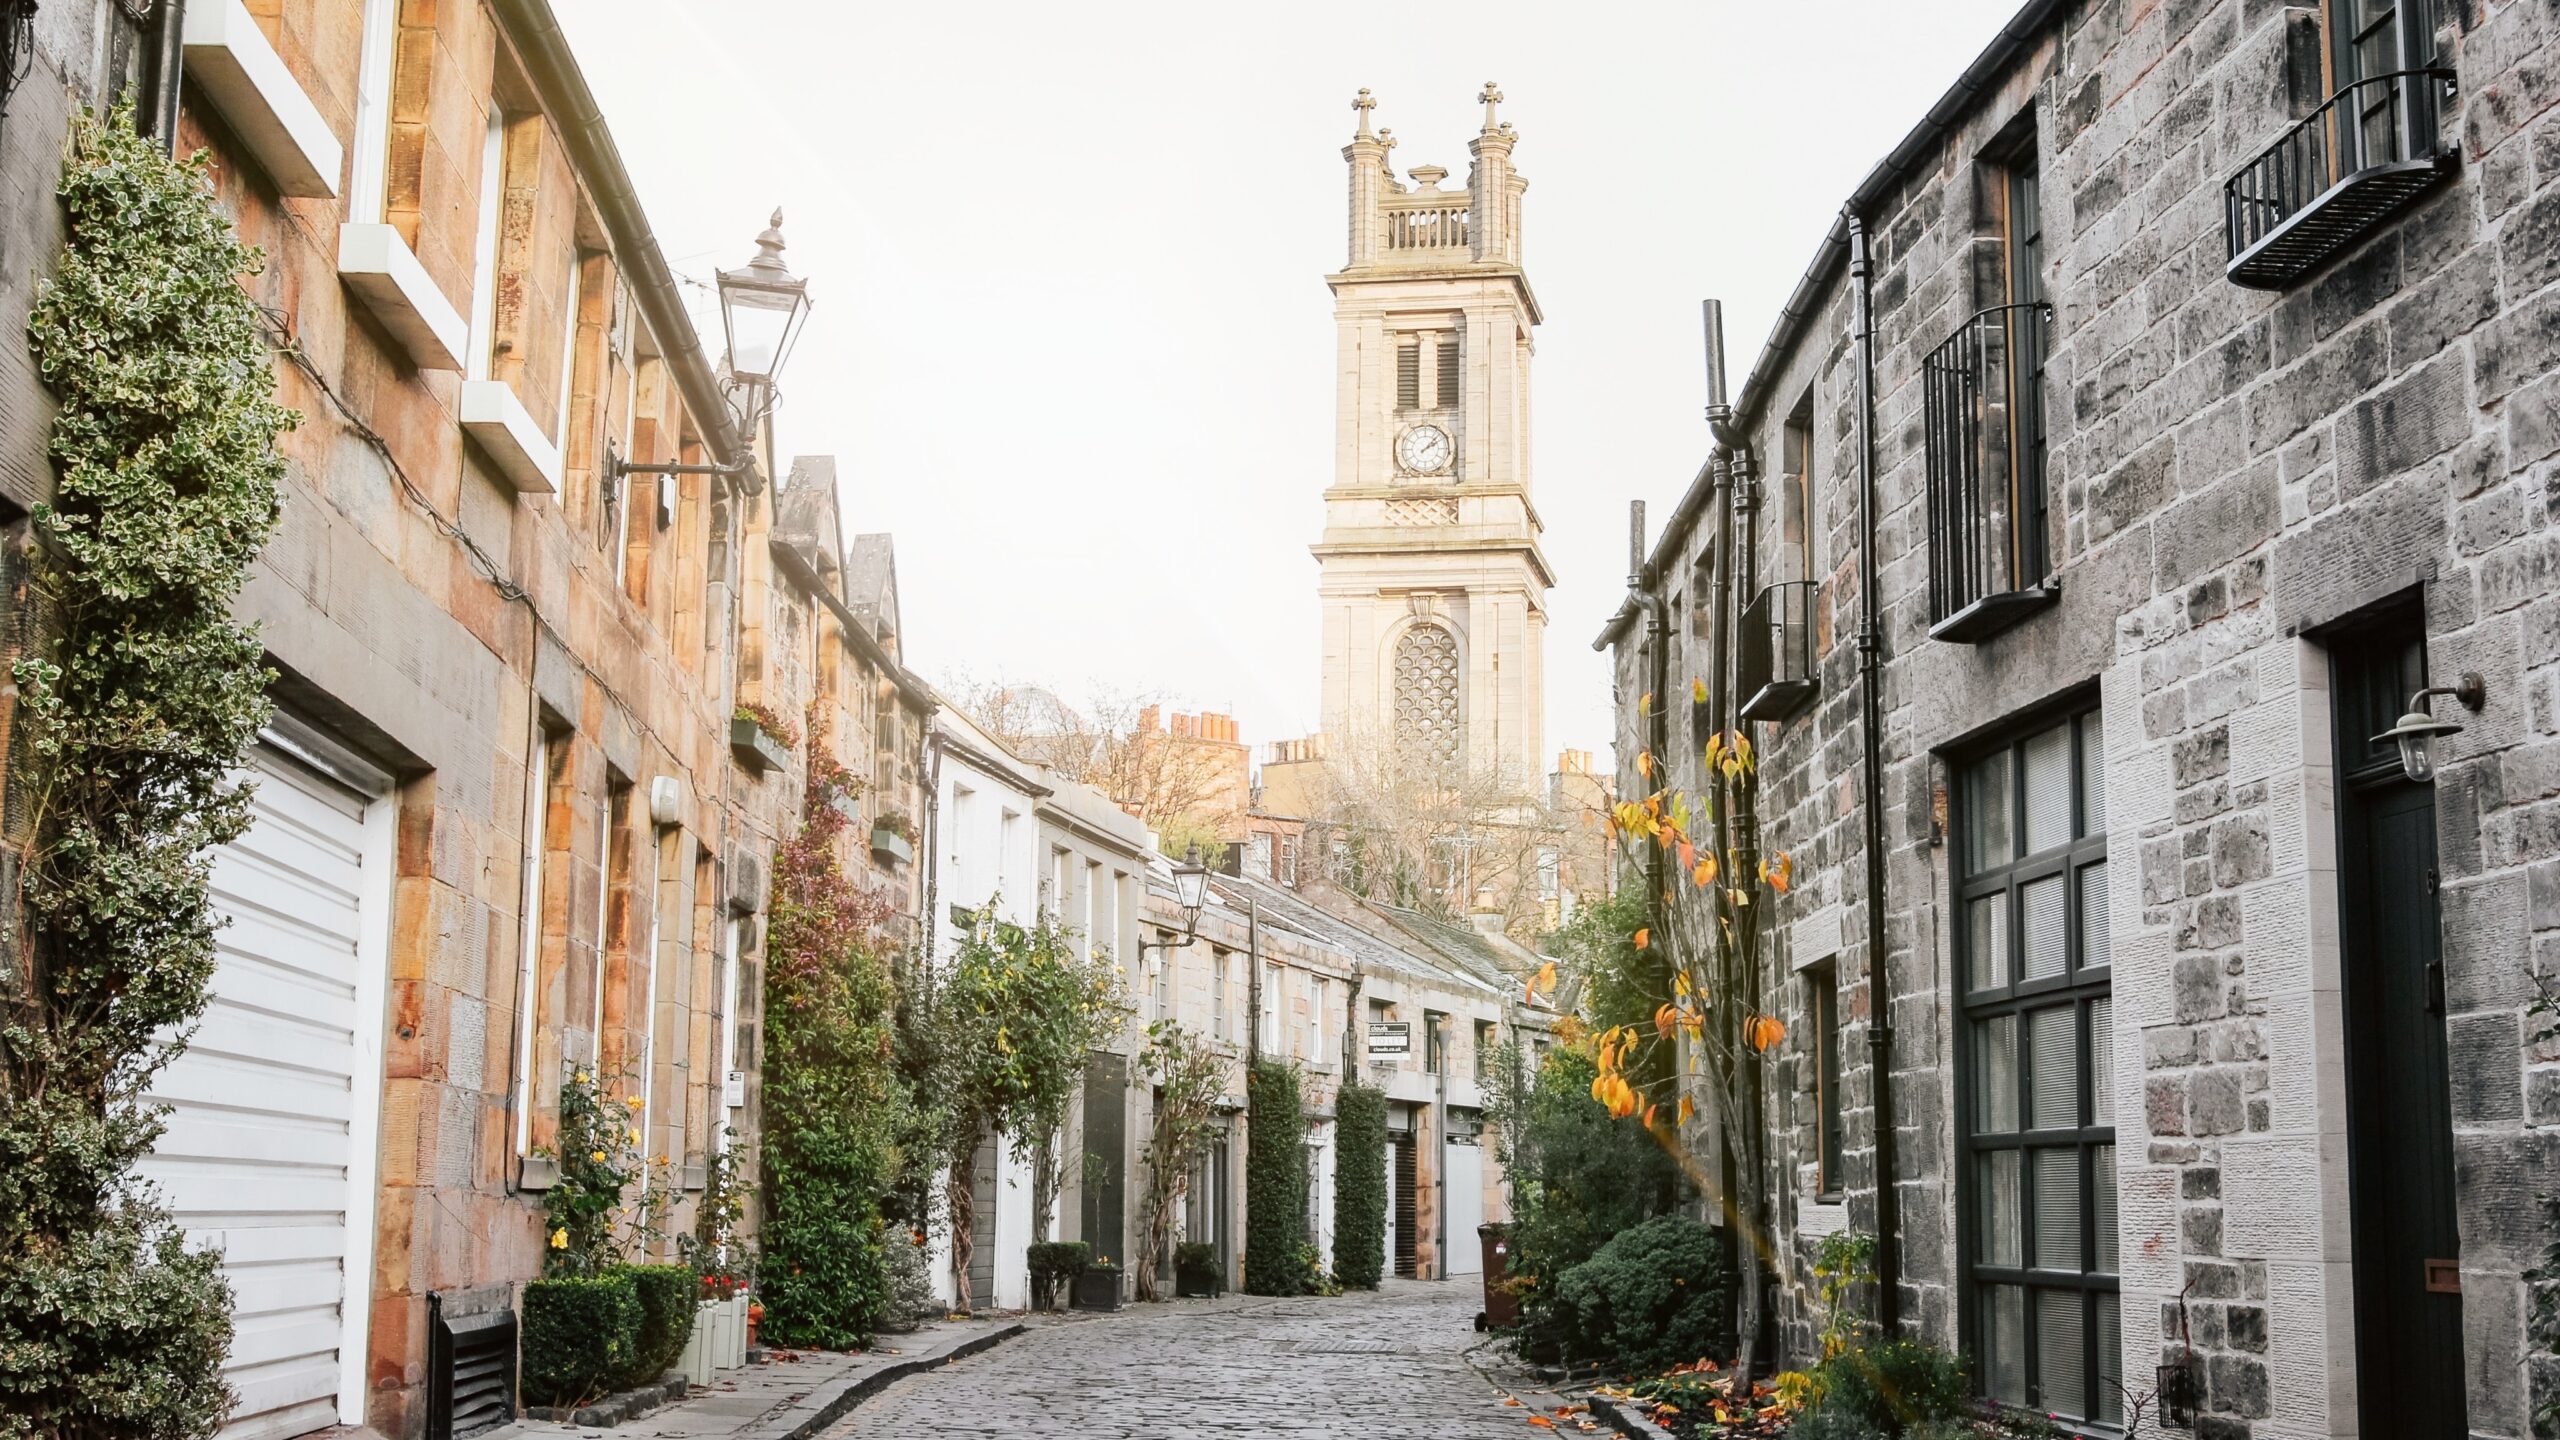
<box><xmin>1345</xmin><ymin>92</ymin><xmax>1390</xmax><ymax>267</ymax></box>
<box><xmin>1478</xmin><ymin>81</ymin><xmax>1504</xmax><ymax>132</ymax></box>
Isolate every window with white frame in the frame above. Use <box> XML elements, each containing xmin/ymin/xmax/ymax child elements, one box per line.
<box><xmin>1260</xmin><ymin>963</ymin><xmax>1280</xmax><ymax>1052</ymax></box>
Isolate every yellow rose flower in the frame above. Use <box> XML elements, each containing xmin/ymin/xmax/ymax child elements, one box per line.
<box><xmin>626</xmin><ymin>1128</ymin><xmax>641</xmax><ymax>1146</ymax></box>
<box><xmin>575</xmin><ymin>1070</ymin><xmax>592</xmax><ymax>1085</ymax></box>
<box><xmin>590</xmin><ymin>1150</ymin><xmax>607</xmax><ymax>1163</ymax></box>
<box><xmin>624</xmin><ymin>1095</ymin><xmax>643</xmax><ymax>1110</ymax></box>
<box><xmin>549</xmin><ymin>1228</ymin><xmax>568</xmax><ymax>1249</ymax></box>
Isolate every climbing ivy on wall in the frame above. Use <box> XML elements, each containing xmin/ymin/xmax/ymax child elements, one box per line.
<box><xmin>759</xmin><ymin>739</ymin><xmax>909</xmax><ymax>1349</ymax></box>
<box><xmin>0</xmin><ymin>106</ymin><xmax>293</xmax><ymax>1435</ymax></box>
<box><xmin>1242</xmin><ymin>1059</ymin><xmax>1307</xmax><ymax>1295</ymax></box>
<box><xmin>1331</xmin><ymin>1081</ymin><xmax>1387</xmax><ymax>1290</ymax></box>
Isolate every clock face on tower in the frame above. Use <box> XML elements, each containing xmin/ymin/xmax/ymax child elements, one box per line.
<box><xmin>1396</xmin><ymin>423</ymin><xmax>1452</xmax><ymax>475</ymax></box>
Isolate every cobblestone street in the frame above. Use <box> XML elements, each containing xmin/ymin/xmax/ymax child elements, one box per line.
<box><xmin>829</xmin><ymin>1282</ymin><xmax>1543</xmax><ymax>1437</ymax></box>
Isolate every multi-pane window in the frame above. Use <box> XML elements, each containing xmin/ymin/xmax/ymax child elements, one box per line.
<box><xmin>1212</xmin><ymin>948</ymin><xmax>1232</xmax><ymax>1042</ymax></box>
<box><xmin>2004</xmin><ymin>156</ymin><xmax>2048</xmax><ymax>587</ymax></box>
<box><xmin>1782</xmin><ymin>394</ymin><xmax>1816</xmax><ymax>585</ymax></box>
<box><xmin>1959</xmin><ymin>706</ymin><xmax>2116</xmax><ymax>1426</ymax></box>
<box><xmin>1811</xmin><ymin>963</ymin><xmax>1843</xmax><ymax>1199</ymax></box>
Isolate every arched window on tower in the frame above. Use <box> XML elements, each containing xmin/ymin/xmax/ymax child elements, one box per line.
<box><xmin>1393</xmin><ymin>624</ymin><xmax>1461</xmax><ymax>765</ymax></box>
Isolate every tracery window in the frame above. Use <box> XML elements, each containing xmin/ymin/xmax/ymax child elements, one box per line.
<box><xmin>1393</xmin><ymin>624</ymin><xmax>1461</xmax><ymax>763</ymax></box>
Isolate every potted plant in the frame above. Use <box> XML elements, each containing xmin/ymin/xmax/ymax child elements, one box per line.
<box><xmin>1071</xmin><ymin>1255</ymin><xmax>1123</xmax><ymax>1312</ymax></box>
<box><xmin>1025</xmin><ymin>1240</ymin><xmax>1090</xmax><ymax>1313</ymax></box>
<box><xmin>870</xmin><ymin>809</ymin><xmax>918</xmax><ymax>866</ymax></box>
<box><xmin>730</xmin><ymin>703</ymin><xmax>794</xmax><ymax>775</ymax></box>
<box><xmin>1175</xmin><ymin>1241</ymin><xmax>1224</xmax><ymax>1299</ymax></box>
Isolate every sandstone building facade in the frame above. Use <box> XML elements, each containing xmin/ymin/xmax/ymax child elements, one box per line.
<box><xmin>1310</xmin><ymin>85</ymin><xmax>1550</xmax><ymax>796</ymax></box>
<box><xmin>0</xmin><ymin>4</ymin><xmax>928</xmax><ymax>1434</ymax></box>
<box><xmin>1603</xmin><ymin>1</ymin><xmax>2559</xmax><ymax>1435</ymax></box>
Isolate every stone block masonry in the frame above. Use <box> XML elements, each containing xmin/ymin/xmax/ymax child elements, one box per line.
<box><xmin>1602</xmin><ymin>0</ymin><xmax>2560</xmax><ymax>1434</ymax></box>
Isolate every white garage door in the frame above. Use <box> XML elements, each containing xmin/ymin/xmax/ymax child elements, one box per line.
<box><xmin>141</xmin><ymin>727</ymin><xmax>394</xmax><ymax>1440</ymax></box>
<box><xmin>1445</xmin><ymin>1139</ymin><xmax>1484</xmax><ymax>1276</ymax></box>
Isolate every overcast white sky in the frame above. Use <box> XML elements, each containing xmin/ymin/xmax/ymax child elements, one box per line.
<box><xmin>555</xmin><ymin>0</ymin><xmax>2024</xmax><ymax>767</ymax></box>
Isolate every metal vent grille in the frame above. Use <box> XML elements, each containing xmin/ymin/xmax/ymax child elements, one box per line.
<box><xmin>428</xmin><ymin>1294</ymin><xmax>517</xmax><ymax>1440</ymax></box>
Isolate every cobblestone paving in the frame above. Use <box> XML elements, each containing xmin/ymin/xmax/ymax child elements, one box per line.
<box><xmin>830</xmin><ymin>1281</ymin><xmax>1544</xmax><ymax>1437</ymax></box>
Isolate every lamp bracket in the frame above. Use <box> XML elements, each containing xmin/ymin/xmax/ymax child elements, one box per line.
<box><xmin>2419</xmin><ymin>672</ymin><xmax>2488</xmax><ymax>712</ymax></box>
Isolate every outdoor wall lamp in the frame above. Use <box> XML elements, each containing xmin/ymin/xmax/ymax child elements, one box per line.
<box><xmin>2373</xmin><ymin>672</ymin><xmax>2485</xmax><ymax>784</ymax></box>
<box><xmin>1140</xmin><ymin>846</ymin><xmax>1213</xmax><ymax>969</ymax></box>
<box><xmin>610</xmin><ymin>209</ymin><xmax>810</xmax><ymax>487</ymax></box>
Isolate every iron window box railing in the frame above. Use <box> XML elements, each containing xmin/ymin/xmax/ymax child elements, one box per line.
<box><xmin>2224</xmin><ymin>69</ymin><xmax>2457</xmax><ymax>289</ymax></box>
<box><xmin>1923</xmin><ymin>302</ymin><xmax>2059</xmax><ymax>644</ymax></box>
<box><xmin>1738</xmin><ymin>581</ymin><xmax>1818</xmax><ymax>722</ymax></box>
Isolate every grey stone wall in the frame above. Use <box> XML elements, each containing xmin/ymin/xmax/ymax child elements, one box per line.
<box><xmin>1612</xmin><ymin>0</ymin><xmax>2560</xmax><ymax>1433</ymax></box>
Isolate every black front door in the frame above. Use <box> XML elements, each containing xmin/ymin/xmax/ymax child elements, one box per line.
<box><xmin>2332</xmin><ymin>614</ymin><xmax>2465</xmax><ymax>1437</ymax></box>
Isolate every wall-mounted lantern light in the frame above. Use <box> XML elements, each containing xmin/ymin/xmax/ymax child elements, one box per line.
<box><xmin>2373</xmin><ymin>672</ymin><xmax>2485</xmax><ymax>784</ymax></box>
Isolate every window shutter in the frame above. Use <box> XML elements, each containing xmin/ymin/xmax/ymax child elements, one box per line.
<box><xmin>1437</xmin><ymin>334</ymin><xmax>1461</xmax><ymax>411</ymax></box>
<box><xmin>1396</xmin><ymin>342</ymin><xmax>1420</xmax><ymax>409</ymax></box>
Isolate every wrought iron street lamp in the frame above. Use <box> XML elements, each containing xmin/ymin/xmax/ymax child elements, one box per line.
<box><xmin>1140</xmin><ymin>846</ymin><xmax>1214</xmax><ymax>969</ymax></box>
<box><xmin>611</xmin><ymin>208</ymin><xmax>810</xmax><ymax>488</ymax></box>
<box><xmin>2372</xmin><ymin>671</ymin><xmax>2484</xmax><ymax>784</ymax></box>
<box><xmin>715</xmin><ymin>208</ymin><xmax>812</xmax><ymax>425</ymax></box>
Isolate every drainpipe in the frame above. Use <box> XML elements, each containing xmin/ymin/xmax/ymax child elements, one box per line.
<box><xmin>142</xmin><ymin>1</ymin><xmax>188</xmax><ymax>154</ymax></box>
<box><xmin>1706</xmin><ymin>300</ymin><xmax>1774</xmax><ymax>1361</ymax></box>
<box><xmin>1623</xmin><ymin>502</ymin><xmax>1669</xmax><ymax>954</ymax></box>
<box><xmin>1849</xmin><ymin>209</ymin><xmax>1902</xmax><ymax>1332</ymax></box>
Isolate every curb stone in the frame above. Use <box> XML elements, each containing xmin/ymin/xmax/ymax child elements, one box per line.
<box><xmin>744</xmin><ymin>1322</ymin><xmax>1026</xmax><ymax>1440</ymax></box>
<box><xmin>1582</xmin><ymin>1392</ymin><xmax>1679</xmax><ymax>1440</ymax></box>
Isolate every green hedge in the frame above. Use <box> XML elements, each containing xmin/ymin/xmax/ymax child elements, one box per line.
<box><xmin>522</xmin><ymin>1273</ymin><xmax>642</xmax><ymax>1407</ymax></box>
<box><xmin>1544</xmin><ymin>1215</ymin><xmax>1732</xmax><ymax>1373</ymax></box>
<box><xmin>608</xmin><ymin>1264</ymin><xmax>697</xmax><ymax>1388</ymax></box>
<box><xmin>1332</xmin><ymin>1082</ymin><xmax>1387</xmax><ymax>1289</ymax></box>
<box><xmin>1025</xmin><ymin>1240</ymin><xmax>1090</xmax><ymax>1310</ymax></box>
<box><xmin>1243</xmin><ymin>1060</ymin><xmax>1306</xmax><ymax>1295</ymax></box>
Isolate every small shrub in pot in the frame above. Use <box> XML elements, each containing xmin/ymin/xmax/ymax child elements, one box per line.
<box><xmin>610</xmin><ymin>1263</ymin><xmax>699</xmax><ymax>1387</ymax></box>
<box><xmin>522</xmin><ymin>1272</ymin><xmax>643</xmax><ymax>1408</ymax></box>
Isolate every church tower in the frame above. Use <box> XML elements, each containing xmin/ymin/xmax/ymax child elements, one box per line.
<box><xmin>1312</xmin><ymin>84</ymin><xmax>1551</xmax><ymax>792</ymax></box>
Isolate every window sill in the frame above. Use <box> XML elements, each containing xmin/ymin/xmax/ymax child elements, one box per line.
<box><xmin>459</xmin><ymin>380</ymin><xmax>562</xmax><ymax>495</ymax></box>
<box><xmin>337</xmin><ymin>222</ymin><xmax>467</xmax><ymax>372</ymax></box>
<box><xmin>183</xmin><ymin>0</ymin><xmax>342</xmax><ymax>199</ymax></box>
<box><xmin>1929</xmin><ymin>584</ymin><xmax>2059</xmax><ymax>644</ymax></box>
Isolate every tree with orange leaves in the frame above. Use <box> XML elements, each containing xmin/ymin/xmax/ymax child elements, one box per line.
<box><xmin>1530</xmin><ymin>679</ymin><xmax>1796</xmax><ymax>1385</ymax></box>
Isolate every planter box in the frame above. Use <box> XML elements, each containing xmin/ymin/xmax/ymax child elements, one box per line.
<box><xmin>677</xmin><ymin>1299</ymin><xmax>720</xmax><ymax>1385</ymax></box>
<box><xmin>730</xmin><ymin>716</ymin><xmax>788</xmax><ymax>774</ymax></box>
<box><xmin>829</xmin><ymin>792</ymin><xmax>863</xmax><ymax>824</ymax></box>
<box><xmin>718</xmin><ymin>1296</ymin><xmax>748</xmax><ymax>1369</ymax></box>
<box><xmin>1070</xmin><ymin>1268</ymin><xmax>1122</xmax><ymax>1312</ymax></box>
<box><xmin>1175</xmin><ymin>1268</ymin><xmax>1223</xmax><ymax>1299</ymax></box>
<box><xmin>870</xmin><ymin>826</ymin><xmax>915</xmax><ymax>866</ymax></box>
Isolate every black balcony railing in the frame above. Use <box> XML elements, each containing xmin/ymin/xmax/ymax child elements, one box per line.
<box><xmin>1738</xmin><ymin>581</ymin><xmax>1818</xmax><ymax>722</ymax></box>
<box><xmin>2225</xmin><ymin>69</ymin><xmax>2456</xmax><ymax>289</ymax></box>
<box><xmin>1922</xmin><ymin>301</ymin><xmax>2058</xmax><ymax>643</ymax></box>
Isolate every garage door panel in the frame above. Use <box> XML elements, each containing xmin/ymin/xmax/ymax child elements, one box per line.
<box><xmin>211</xmin><ymin>909</ymin><xmax>363</xmax><ymax>1001</ymax></box>
<box><xmin>152</xmin><ymin>1112</ymin><xmax>353</xmax><ymax>1172</ymax></box>
<box><xmin>183</xmin><ymin>992</ymin><xmax>359</xmax><ymax>1068</ymax></box>
<box><xmin>148</xmin><ymin>739</ymin><xmax>386</xmax><ymax>1438</ymax></box>
<box><xmin>221</xmin><ymin>1259</ymin><xmax>346</xmax><ymax>1319</ymax></box>
<box><xmin>149</xmin><ymin>1051</ymin><xmax>352</xmax><ymax>1127</ymax></box>
<box><xmin>132</xmin><ymin>1158</ymin><xmax>348</xmax><ymax>1218</ymax></box>
<box><xmin>196</xmin><ymin>948</ymin><xmax>359</xmax><ymax>1031</ymax></box>
<box><xmin>175</xmin><ymin>1222</ymin><xmax>345</xmax><ymax>1268</ymax></box>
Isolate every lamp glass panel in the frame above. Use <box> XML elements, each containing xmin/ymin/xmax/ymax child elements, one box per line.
<box><xmin>724</xmin><ymin>287</ymin><xmax>797</xmax><ymax>380</ymax></box>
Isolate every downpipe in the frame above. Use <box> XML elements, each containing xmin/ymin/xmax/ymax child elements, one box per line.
<box><xmin>1849</xmin><ymin>210</ymin><xmax>1903</xmax><ymax>1332</ymax></box>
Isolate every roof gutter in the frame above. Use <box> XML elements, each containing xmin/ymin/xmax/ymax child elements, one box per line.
<box><xmin>767</xmin><ymin>537</ymin><xmax>938</xmax><ymax>713</ymax></box>
<box><xmin>489</xmin><ymin>0</ymin><xmax>751</xmax><ymax>476</ymax></box>
<box><xmin>1592</xmin><ymin>0</ymin><xmax>2066</xmax><ymax>651</ymax></box>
